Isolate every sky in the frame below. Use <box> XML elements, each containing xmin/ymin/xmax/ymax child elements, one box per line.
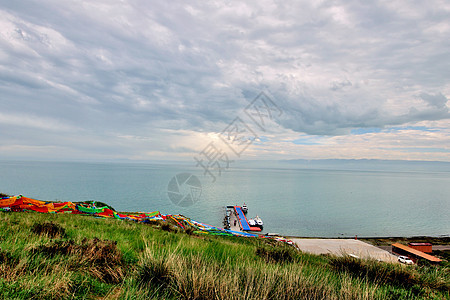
<box><xmin>0</xmin><ymin>0</ymin><xmax>449</xmax><ymax>163</ymax></box>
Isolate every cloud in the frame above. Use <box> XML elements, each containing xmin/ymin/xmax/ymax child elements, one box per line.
<box><xmin>420</xmin><ymin>92</ymin><xmax>449</xmax><ymax>109</ymax></box>
<box><xmin>0</xmin><ymin>0</ymin><xmax>449</xmax><ymax>161</ymax></box>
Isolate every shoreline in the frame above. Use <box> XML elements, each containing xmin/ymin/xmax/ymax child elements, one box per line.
<box><xmin>3</xmin><ymin>194</ymin><xmax>448</xmax><ymax>245</ymax></box>
<box><xmin>280</xmin><ymin>236</ymin><xmax>450</xmax><ymax>247</ymax></box>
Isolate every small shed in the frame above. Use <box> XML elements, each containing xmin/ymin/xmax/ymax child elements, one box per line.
<box><xmin>408</xmin><ymin>242</ymin><xmax>432</xmax><ymax>253</ymax></box>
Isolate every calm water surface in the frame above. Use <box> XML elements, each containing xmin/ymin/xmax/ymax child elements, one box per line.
<box><xmin>0</xmin><ymin>160</ymin><xmax>449</xmax><ymax>237</ymax></box>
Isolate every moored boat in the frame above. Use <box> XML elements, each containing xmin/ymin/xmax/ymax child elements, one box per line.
<box><xmin>242</xmin><ymin>203</ymin><xmax>248</xmax><ymax>214</ymax></box>
<box><xmin>254</xmin><ymin>215</ymin><xmax>263</xmax><ymax>228</ymax></box>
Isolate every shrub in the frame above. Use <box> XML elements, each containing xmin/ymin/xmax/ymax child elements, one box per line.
<box><xmin>328</xmin><ymin>255</ymin><xmax>450</xmax><ymax>293</ymax></box>
<box><xmin>161</xmin><ymin>223</ymin><xmax>172</xmax><ymax>232</ymax></box>
<box><xmin>184</xmin><ymin>227</ymin><xmax>194</xmax><ymax>235</ymax></box>
<box><xmin>256</xmin><ymin>245</ymin><xmax>296</xmax><ymax>263</ymax></box>
<box><xmin>31</xmin><ymin>221</ymin><xmax>66</xmax><ymax>238</ymax></box>
<box><xmin>75</xmin><ymin>238</ymin><xmax>126</xmax><ymax>284</ymax></box>
<box><xmin>0</xmin><ymin>249</ymin><xmax>19</xmax><ymax>266</ymax></box>
<box><xmin>32</xmin><ymin>238</ymin><xmax>126</xmax><ymax>284</ymax></box>
<box><xmin>137</xmin><ymin>258</ymin><xmax>173</xmax><ymax>289</ymax></box>
<box><xmin>32</xmin><ymin>240</ymin><xmax>75</xmax><ymax>256</ymax></box>
<box><xmin>330</xmin><ymin>255</ymin><xmax>419</xmax><ymax>288</ymax></box>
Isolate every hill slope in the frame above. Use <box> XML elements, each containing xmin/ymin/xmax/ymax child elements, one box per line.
<box><xmin>0</xmin><ymin>211</ymin><xmax>448</xmax><ymax>299</ymax></box>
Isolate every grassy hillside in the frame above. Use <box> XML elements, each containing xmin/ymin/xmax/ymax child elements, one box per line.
<box><xmin>0</xmin><ymin>211</ymin><xmax>448</xmax><ymax>299</ymax></box>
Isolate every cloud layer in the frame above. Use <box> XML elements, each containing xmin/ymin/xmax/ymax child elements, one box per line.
<box><xmin>0</xmin><ymin>0</ymin><xmax>449</xmax><ymax>161</ymax></box>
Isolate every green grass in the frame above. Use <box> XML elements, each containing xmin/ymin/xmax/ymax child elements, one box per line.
<box><xmin>0</xmin><ymin>211</ymin><xmax>448</xmax><ymax>299</ymax></box>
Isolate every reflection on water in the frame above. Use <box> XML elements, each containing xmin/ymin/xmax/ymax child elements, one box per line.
<box><xmin>0</xmin><ymin>160</ymin><xmax>449</xmax><ymax>237</ymax></box>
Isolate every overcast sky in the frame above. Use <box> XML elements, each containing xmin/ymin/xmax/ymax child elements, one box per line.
<box><xmin>1</xmin><ymin>0</ymin><xmax>449</xmax><ymax>162</ymax></box>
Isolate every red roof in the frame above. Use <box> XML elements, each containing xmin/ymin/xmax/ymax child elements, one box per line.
<box><xmin>409</xmin><ymin>242</ymin><xmax>432</xmax><ymax>246</ymax></box>
<box><xmin>392</xmin><ymin>243</ymin><xmax>441</xmax><ymax>262</ymax></box>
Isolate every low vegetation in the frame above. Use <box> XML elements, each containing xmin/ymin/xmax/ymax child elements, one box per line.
<box><xmin>31</xmin><ymin>221</ymin><xmax>67</xmax><ymax>238</ymax></box>
<box><xmin>330</xmin><ymin>255</ymin><xmax>449</xmax><ymax>296</ymax></box>
<box><xmin>0</xmin><ymin>211</ymin><xmax>448</xmax><ymax>299</ymax></box>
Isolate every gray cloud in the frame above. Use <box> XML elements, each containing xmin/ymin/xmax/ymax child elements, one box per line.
<box><xmin>0</xmin><ymin>0</ymin><xmax>449</xmax><ymax>160</ymax></box>
<box><xmin>420</xmin><ymin>92</ymin><xmax>448</xmax><ymax>109</ymax></box>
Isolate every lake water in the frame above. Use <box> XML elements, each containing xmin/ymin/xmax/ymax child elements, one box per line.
<box><xmin>0</xmin><ymin>160</ymin><xmax>449</xmax><ymax>237</ymax></box>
